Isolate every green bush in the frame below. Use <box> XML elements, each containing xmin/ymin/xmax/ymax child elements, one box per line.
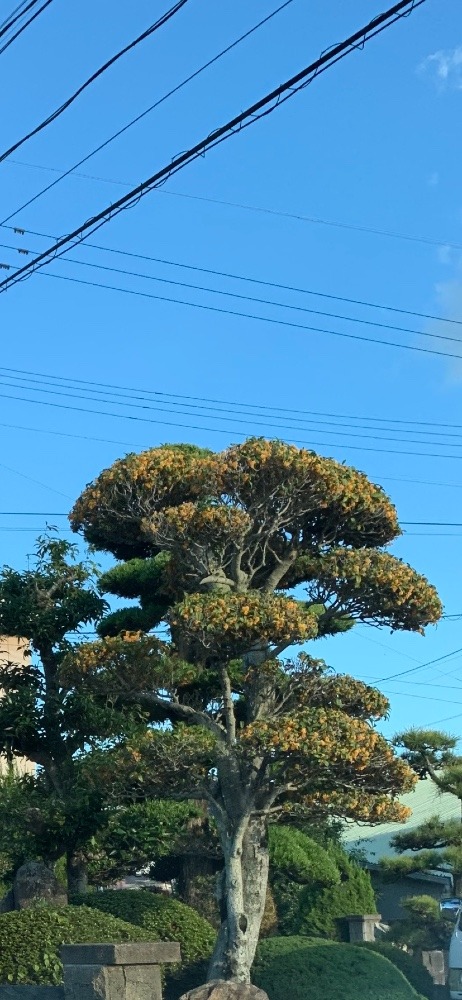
<box><xmin>252</xmin><ymin>936</ymin><xmax>425</xmax><ymax>1000</ymax></box>
<box><xmin>358</xmin><ymin>942</ymin><xmax>433</xmax><ymax>1000</ymax></box>
<box><xmin>73</xmin><ymin>890</ymin><xmax>216</xmax><ymax>1000</ymax></box>
<box><xmin>0</xmin><ymin>904</ymin><xmax>153</xmax><ymax>986</ymax></box>
<box><xmin>72</xmin><ymin>890</ymin><xmax>215</xmax><ymax>964</ymax></box>
<box><xmin>385</xmin><ymin>894</ymin><xmax>453</xmax><ymax>951</ymax></box>
<box><xmin>276</xmin><ymin>846</ymin><xmax>376</xmax><ymax>939</ymax></box>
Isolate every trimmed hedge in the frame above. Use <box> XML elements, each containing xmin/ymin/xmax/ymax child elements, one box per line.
<box><xmin>0</xmin><ymin>905</ymin><xmax>153</xmax><ymax>986</ymax></box>
<box><xmin>252</xmin><ymin>936</ymin><xmax>426</xmax><ymax>1000</ymax></box>
<box><xmin>358</xmin><ymin>942</ymin><xmax>433</xmax><ymax>1000</ymax></box>
<box><xmin>290</xmin><ymin>847</ymin><xmax>376</xmax><ymax>939</ymax></box>
<box><xmin>72</xmin><ymin>890</ymin><xmax>215</xmax><ymax>965</ymax></box>
<box><xmin>73</xmin><ymin>891</ymin><xmax>216</xmax><ymax>1000</ymax></box>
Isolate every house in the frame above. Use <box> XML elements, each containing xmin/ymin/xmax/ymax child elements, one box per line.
<box><xmin>0</xmin><ymin>636</ymin><xmax>35</xmax><ymax>777</ymax></box>
<box><xmin>342</xmin><ymin>778</ymin><xmax>459</xmax><ymax>920</ymax></box>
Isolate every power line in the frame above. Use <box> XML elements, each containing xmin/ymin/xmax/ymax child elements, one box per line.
<box><xmin>5</xmin><ymin>367</ymin><xmax>462</xmax><ymax>461</ymax></box>
<box><xmin>0</xmin><ymin>0</ymin><xmax>189</xmax><ymax>166</ymax></box>
<box><xmin>4</xmin><ymin>223</ymin><xmax>462</xmax><ymax>344</ymax></box>
<box><xmin>0</xmin><ymin>461</ymin><xmax>72</xmax><ymax>499</ymax></box>
<box><xmin>3</xmin><ymin>236</ymin><xmax>462</xmax><ymax>349</ymax></box>
<box><xmin>0</xmin><ymin>0</ymin><xmax>44</xmax><ymax>37</ymax></box>
<box><xmin>7</xmin><ymin>370</ymin><xmax>462</xmax><ymax>449</ymax></box>
<box><xmin>0</xmin><ymin>0</ymin><xmax>54</xmax><ymax>56</ymax></box>
<box><xmin>0</xmin><ymin>360</ymin><xmax>445</xmax><ymax>440</ymax></box>
<box><xmin>2</xmin><ymin>353</ymin><xmax>462</xmax><ymax>434</ymax></box>
<box><xmin>41</xmin><ymin>269</ymin><xmax>462</xmax><ymax>365</ymax></box>
<box><xmin>1</xmin><ymin>0</ymin><xmax>296</xmax><ymax>225</ymax></box>
<box><xmin>6</xmin><ymin>377</ymin><xmax>462</xmax><ymax>461</ymax></box>
<box><xmin>0</xmin><ymin>0</ymin><xmax>428</xmax><ymax>294</ymax></box>
<box><xmin>9</xmin><ymin>161</ymin><xmax>462</xmax><ymax>261</ymax></box>
<box><xmin>376</xmin><ymin>648</ymin><xmax>462</xmax><ymax>685</ymax></box>
<box><xmin>1</xmin><ymin>356</ymin><xmax>462</xmax><ymax>436</ymax></box>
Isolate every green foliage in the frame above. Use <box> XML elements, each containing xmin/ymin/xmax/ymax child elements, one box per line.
<box><xmin>385</xmin><ymin>895</ymin><xmax>454</xmax><ymax>951</ymax></box>
<box><xmin>88</xmin><ymin>800</ymin><xmax>200</xmax><ymax>885</ymax></box>
<box><xmin>71</xmin><ymin>890</ymin><xmax>216</xmax><ymax>964</ymax></box>
<box><xmin>252</xmin><ymin>937</ymin><xmax>423</xmax><ymax>1000</ymax></box>
<box><xmin>394</xmin><ymin>729</ymin><xmax>457</xmax><ymax>779</ymax></box>
<box><xmin>269</xmin><ymin>827</ymin><xmax>340</xmax><ymax>886</ymax></box>
<box><xmin>0</xmin><ymin>905</ymin><xmax>153</xmax><ymax>985</ymax></box>
<box><xmin>358</xmin><ymin>942</ymin><xmax>433</xmax><ymax>1000</ymax></box>
<box><xmin>99</xmin><ymin>555</ymin><xmax>170</xmax><ymax>600</ymax></box>
<box><xmin>271</xmin><ymin>840</ymin><xmax>375</xmax><ymax>939</ymax></box>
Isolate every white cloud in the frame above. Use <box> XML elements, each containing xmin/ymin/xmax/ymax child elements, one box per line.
<box><xmin>420</xmin><ymin>47</ymin><xmax>462</xmax><ymax>89</ymax></box>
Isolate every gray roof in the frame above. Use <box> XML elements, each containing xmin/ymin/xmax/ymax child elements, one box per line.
<box><xmin>342</xmin><ymin>778</ymin><xmax>460</xmax><ymax>863</ymax></box>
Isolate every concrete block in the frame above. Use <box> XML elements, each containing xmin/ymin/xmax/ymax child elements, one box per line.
<box><xmin>61</xmin><ymin>943</ymin><xmax>180</xmax><ymax>966</ymax></box>
<box><xmin>63</xmin><ymin>964</ymin><xmax>162</xmax><ymax>1000</ymax></box>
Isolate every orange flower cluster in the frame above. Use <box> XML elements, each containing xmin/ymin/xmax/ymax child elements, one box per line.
<box><xmin>287</xmin><ymin>548</ymin><xmax>442</xmax><ymax>631</ymax></box>
<box><xmin>60</xmin><ymin>633</ymin><xmax>170</xmax><ymax>692</ymax></box>
<box><xmin>170</xmin><ymin>591</ymin><xmax>319</xmax><ymax>653</ymax></box>
<box><xmin>70</xmin><ymin>438</ymin><xmax>401</xmax><ymax>560</ymax></box>
<box><xmin>299</xmin><ymin>789</ymin><xmax>412</xmax><ymax>824</ymax></box>
<box><xmin>143</xmin><ymin>503</ymin><xmax>251</xmax><ymax>548</ymax></box>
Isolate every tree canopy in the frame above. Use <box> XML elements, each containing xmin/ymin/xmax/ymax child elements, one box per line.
<box><xmin>67</xmin><ymin>438</ymin><xmax>441</xmax><ymax>981</ymax></box>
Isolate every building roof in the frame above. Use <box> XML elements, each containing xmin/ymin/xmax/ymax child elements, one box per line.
<box><xmin>342</xmin><ymin>778</ymin><xmax>461</xmax><ymax>863</ymax></box>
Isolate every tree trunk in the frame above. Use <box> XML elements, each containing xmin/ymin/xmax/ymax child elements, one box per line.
<box><xmin>66</xmin><ymin>852</ymin><xmax>88</xmax><ymax>895</ymax></box>
<box><xmin>208</xmin><ymin>816</ymin><xmax>269</xmax><ymax>983</ymax></box>
<box><xmin>454</xmin><ymin>872</ymin><xmax>462</xmax><ymax>896</ymax></box>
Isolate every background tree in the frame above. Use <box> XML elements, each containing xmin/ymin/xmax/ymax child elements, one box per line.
<box><xmin>68</xmin><ymin>438</ymin><xmax>441</xmax><ymax>981</ymax></box>
<box><xmin>381</xmin><ymin>728</ymin><xmax>462</xmax><ymax>893</ymax></box>
<box><xmin>0</xmin><ymin>536</ymin><xmax>138</xmax><ymax>892</ymax></box>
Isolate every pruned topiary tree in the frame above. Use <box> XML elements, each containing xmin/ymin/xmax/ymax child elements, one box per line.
<box><xmin>65</xmin><ymin>438</ymin><xmax>441</xmax><ymax>980</ymax></box>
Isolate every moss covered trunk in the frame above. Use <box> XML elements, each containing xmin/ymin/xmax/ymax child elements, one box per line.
<box><xmin>207</xmin><ymin>815</ymin><xmax>269</xmax><ymax>982</ymax></box>
<box><xmin>66</xmin><ymin>852</ymin><xmax>88</xmax><ymax>895</ymax></box>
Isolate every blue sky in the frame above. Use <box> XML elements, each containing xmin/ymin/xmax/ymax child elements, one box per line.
<box><xmin>0</xmin><ymin>0</ymin><xmax>462</xmax><ymax>740</ymax></box>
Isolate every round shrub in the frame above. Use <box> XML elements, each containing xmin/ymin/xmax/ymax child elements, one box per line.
<box><xmin>252</xmin><ymin>937</ymin><xmax>424</xmax><ymax>1000</ymax></box>
<box><xmin>72</xmin><ymin>890</ymin><xmax>215</xmax><ymax>964</ymax></box>
<box><xmin>290</xmin><ymin>847</ymin><xmax>376</xmax><ymax>939</ymax></box>
<box><xmin>0</xmin><ymin>904</ymin><xmax>153</xmax><ymax>986</ymax></box>
<box><xmin>358</xmin><ymin>942</ymin><xmax>433</xmax><ymax>1000</ymax></box>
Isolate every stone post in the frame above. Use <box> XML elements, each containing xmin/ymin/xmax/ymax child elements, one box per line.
<box><xmin>346</xmin><ymin>913</ymin><xmax>381</xmax><ymax>943</ymax></box>
<box><xmin>61</xmin><ymin>942</ymin><xmax>181</xmax><ymax>1000</ymax></box>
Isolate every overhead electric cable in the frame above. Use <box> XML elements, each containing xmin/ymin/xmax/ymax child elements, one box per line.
<box><xmin>0</xmin><ymin>0</ymin><xmax>54</xmax><ymax>55</ymax></box>
<box><xmin>40</xmin><ymin>269</ymin><xmax>462</xmax><ymax>364</ymax></box>
<box><xmin>0</xmin><ymin>0</ymin><xmax>189</xmax><ymax>166</ymax></box>
<box><xmin>1</xmin><ymin>0</ymin><xmax>296</xmax><ymax>225</ymax></box>
<box><xmin>2</xmin><ymin>237</ymin><xmax>461</xmax><ymax>347</ymax></box>
<box><xmin>0</xmin><ymin>0</ymin><xmax>46</xmax><ymax>38</ymax></box>
<box><xmin>3</xmin><ymin>222</ymin><xmax>462</xmax><ymax>330</ymax></box>
<box><xmin>376</xmin><ymin>648</ymin><xmax>462</xmax><ymax>684</ymax></box>
<box><xmin>3</xmin><ymin>385</ymin><xmax>462</xmax><ymax>462</ymax></box>
<box><xmin>6</xmin><ymin>370</ymin><xmax>462</xmax><ymax>450</ymax></box>
<box><xmin>0</xmin><ymin>0</ymin><xmax>428</xmax><ymax>293</ymax></box>
<box><xmin>1</xmin><ymin>358</ymin><xmax>462</xmax><ymax>434</ymax></box>
<box><xmin>8</xmin><ymin>159</ymin><xmax>462</xmax><ymax>256</ymax></box>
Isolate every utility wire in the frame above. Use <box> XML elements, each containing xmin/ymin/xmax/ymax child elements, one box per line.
<box><xmin>0</xmin><ymin>0</ymin><xmax>189</xmax><ymax>166</ymax></box>
<box><xmin>0</xmin><ymin>0</ymin><xmax>54</xmax><ymax>56</ymax></box>
<box><xmin>0</xmin><ymin>0</ymin><xmax>428</xmax><ymax>294</ymax></box>
<box><xmin>5</xmin><ymin>370</ymin><xmax>462</xmax><ymax>451</ymax></box>
<box><xmin>3</xmin><ymin>222</ymin><xmax>462</xmax><ymax>330</ymax></box>
<box><xmin>41</xmin><ymin>269</ymin><xmax>462</xmax><ymax>365</ymax></box>
<box><xmin>3</xmin><ymin>382</ymin><xmax>462</xmax><ymax>462</ymax></box>
<box><xmin>9</xmin><ymin>159</ymin><xmax>462</xmax><ymax>257</ymax></box>
<box><xmin>0</xmin><ymin>0</ymin><xmax>44</xmax><ymax>37</ymax></box>
<box><xmin>1</xmin><ymin>0</ymin><xmax>296</xmax><ymax>225</ymax></box>
<box><xmin>376</xmin><ymin>648</ymin><xmax>462</xmax><ymax>684</ymax></box>
<box><xmin>2</xmin><ymin>237</ymin><xmax>462</xmax><ymax>348</ymax></box>
<box><xmin>2</xmin><ymin>357</ymin><xmax>462</xmax><ymax>435</ymax></box>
